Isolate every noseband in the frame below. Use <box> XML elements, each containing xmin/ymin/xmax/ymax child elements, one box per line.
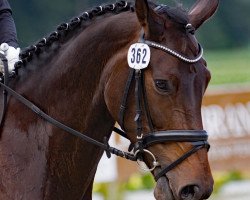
<box><xmin>119</xmin><ymin>31</ymin><xmax>209</xmax><ymax>180</ymax></box>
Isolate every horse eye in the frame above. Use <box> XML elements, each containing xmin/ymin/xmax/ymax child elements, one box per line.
<box><xmin>154</xmin><ymin>79</ymin><xmax>171</xmax><ymax>92</ymax></box>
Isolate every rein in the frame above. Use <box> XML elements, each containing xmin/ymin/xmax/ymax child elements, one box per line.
<box><xmin>0</xmin><ymin>28</ymin><xmax>209</xmax><ymax>182</ymax></box>
<box><xmin>0</xmin><ymin>27</ymin><xmax>209</xmax><ymax>184</ymax></box>
<box><xmin>0</xmin><ymin>53</ymin><xmax>136</xmax><ymax>162</ymax></box>
<box><xmin>0</xmin><ymin>53</ymin><xmax>9</xmax><ymax>131</ymax></box>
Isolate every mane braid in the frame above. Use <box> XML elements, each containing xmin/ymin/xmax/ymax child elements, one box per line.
<box><xmin>10</xmin><ymin>1</ymin><xmax>134</xmax><ymax>78</ymax></box>
<box><xmin>6</xmin><ymin>0</ymin><xmax>187</xmax><ymax>80</ymax></box>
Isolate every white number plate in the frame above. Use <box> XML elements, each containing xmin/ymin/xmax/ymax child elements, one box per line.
<box><xmin>127</xmin><ymin>43</ymin><xmax>151</xmax><ymax>70</ymax></box>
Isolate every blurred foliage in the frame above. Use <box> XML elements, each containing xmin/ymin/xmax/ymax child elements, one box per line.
<box><xmin>213</xmin><ymin>171</ymin><xmax>244</xmax><ymax>194</ymax></box>
<box><xmin>8</xmin><ymin>0</ymin><xmax>250</xmax><ymax>49</ymax></box>
<box><xmin>94</xmin><ymin>171</ymin><xmax>248</xmax><ymax>199</ymax></box>
<box><xmin>94</xmin><ymin>173</ymin><xmax>155</xmax><ymax>200</ymax></box>
<box><xmin>124</xmin><ymin>173</ymin><xmax>155</xmax><ymax>191</ymax></box>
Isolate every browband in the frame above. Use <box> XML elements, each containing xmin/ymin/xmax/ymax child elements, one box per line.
<box><xmin>139</xmin><ymin>30</ymin><xmax>203</xmax><ymax>63</ymax></box>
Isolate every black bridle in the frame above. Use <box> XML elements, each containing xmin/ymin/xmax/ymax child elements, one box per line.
<box><xmin>118</xmin><ymin>31</ymin><xmax>210</xmax><ymax>180</ymax></box>
<box><xmin>119</xmin><ymin>68</ymin><xmax>209</xmax><ymax>180</ymax></box>
<box><xmin>0</xmin><ymin>28</ymin><xmax>209</xmax><ymax>183</ymax></box>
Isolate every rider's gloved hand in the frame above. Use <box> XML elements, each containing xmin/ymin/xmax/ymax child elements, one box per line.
<box><xmin>0</xmin><ymin>43</ymin><xmax>20</xmax><ymax>73</ymax></box>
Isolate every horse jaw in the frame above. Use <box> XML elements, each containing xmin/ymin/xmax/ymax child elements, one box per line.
<box><xmin>154</xmin><ymin>176</ymin><xmax>174</xmax><ymax>200</ymax></box>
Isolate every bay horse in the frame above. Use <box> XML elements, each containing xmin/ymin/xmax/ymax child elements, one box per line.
<box><xmin>0</xmin><ymin>0</ymin><xmax>219</xmax><ymax>199</ymax></box>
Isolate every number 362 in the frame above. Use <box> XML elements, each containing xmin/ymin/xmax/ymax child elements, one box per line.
<box><xmin>127</xmin><ymin>43</ymin><xmax>151</xmax><ymax>70</ymax></box>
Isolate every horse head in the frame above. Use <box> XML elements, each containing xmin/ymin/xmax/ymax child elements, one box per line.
<box><xmin>105</xmin><ymin>0</ymin><xmax>219</xmax><ymax>199</ymax></box>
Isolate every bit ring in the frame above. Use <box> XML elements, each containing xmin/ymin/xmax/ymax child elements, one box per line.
<box><xmin>134</xmin><ymin>149</ymin><xmax>159</xmax><ymax>172</ymax></box>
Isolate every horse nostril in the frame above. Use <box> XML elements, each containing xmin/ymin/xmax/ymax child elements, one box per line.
<box><xmin>180</xmin><ymin>185</ymin><xmax>200</xmax><ymax>200</ymax></box>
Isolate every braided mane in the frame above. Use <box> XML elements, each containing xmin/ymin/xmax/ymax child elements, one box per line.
<box><xmin>11</xmin><ymin>1</ymin><xmax>134</xmax><ymax>77</ymax></box>
<box><xmin>11</xmin><ymin>0</ymin><xmax>188</xmax><ymax>78</ymax></box>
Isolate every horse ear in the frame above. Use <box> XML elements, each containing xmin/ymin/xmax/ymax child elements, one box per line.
<box><xmin>188</xmin><ymin>0</ymin><xmax>219</xmax><ymax>29</ymax></box>
<box><xmin>135</xmin><ymin>0</ymin><xmax>164</xmax><ymax>39</ymax></box>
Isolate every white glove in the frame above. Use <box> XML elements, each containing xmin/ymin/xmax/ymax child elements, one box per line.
<box><xmin>0</xmin><ymin>43</ymin><xmax>20</xmax><ymax>72</ymax></box>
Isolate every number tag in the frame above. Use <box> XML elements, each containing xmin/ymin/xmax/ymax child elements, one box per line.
<box><xmin>127</xmin><ymin>43</ymin><xmax>151</xmax><ymax>70</ymax></box>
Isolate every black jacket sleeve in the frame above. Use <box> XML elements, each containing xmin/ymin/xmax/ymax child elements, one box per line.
<box><xmin>0</xmin><ymin>0</ymin><xmax>18</xmax><ymax>48</ymax></box>
<box><xmin>0</xmin><ymin>0</ymin><xmax>11</xmax><ymax>12</ymax></box>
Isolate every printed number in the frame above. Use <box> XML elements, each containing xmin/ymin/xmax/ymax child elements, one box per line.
<box><xmin>131</xmin><ymin>48</ymin><xmax>136</xmax><ymax>63</ymax></box>
<box><xmin>127</xmin><ymin>43</ymin><xmax>150</xmax><ymax>70</ymax></box>
<box><xmin>136</xmin><ymin>48</ymin><xmax>141</xmax><ymax>64</ymax></box>
<box><xmin>130</xmin><ymin>48</ymin><xmax>148</xmax><ymax>64</ymax></box>
<box><xmin>142</xmin><ymin>49</ymin><xmax>147</xmax><ymax>64</ymax></box>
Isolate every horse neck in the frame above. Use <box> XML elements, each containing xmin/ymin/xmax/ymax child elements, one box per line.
<box><xmin>19</xmin><ymin>11</ymin><xmax>138</xmax><ymax>129</ymax></box>
<box><xmin>10</xmin><ymin>11</ymin><xmax>139</xmax><ymax>198</ymax></box>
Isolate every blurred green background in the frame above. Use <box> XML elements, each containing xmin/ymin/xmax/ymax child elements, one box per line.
<box><xmin>8</xmin><ymin>0</ymin><xmax>250</xmax><ymax>199</ymax></box>
<box><xmin>9</xmin><ymin>0</ymin><xmax>250</xmax><ymax>50</ymax></box>
<box><xmin>9</xmin><ymin>0</ymin><xmax>250</xmax><ymax>85</ymax></box>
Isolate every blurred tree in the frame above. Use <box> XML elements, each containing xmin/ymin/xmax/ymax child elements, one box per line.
<box><xmin>197</xmin><ymin>0</ymin><xmax>250</xmax><ymax>49</ymax></box>
<box><xmin>10</xmin><ymin>0</ymin><xmax>78</xmax><ymax>47</ymax></box>
<box><xmin>8</xmin><ymin>0</ymin><xmax>250</xmax><ymax>49</ymax></box>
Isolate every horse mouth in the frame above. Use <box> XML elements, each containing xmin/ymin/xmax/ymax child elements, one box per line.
<box><xmin>154</xmin><ymin>175</ymin><xmax>175</xmax><ymax>200</ymax></box>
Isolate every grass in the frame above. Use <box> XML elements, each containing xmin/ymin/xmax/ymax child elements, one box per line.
<box><xmin>204</xmin><ymin>48</ymin><xmax>250</xmax><ymax>85</ymax></box>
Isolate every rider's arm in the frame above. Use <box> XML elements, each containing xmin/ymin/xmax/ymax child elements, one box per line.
<box><xmin>0</xmin><ymin>0</ymin><xmax>18</xmax><ymax>48</ymax></box>
<box><xmin>0</xmin><ymin>0</ymin><xmax>20</xmax><ymax>72</ymax></box>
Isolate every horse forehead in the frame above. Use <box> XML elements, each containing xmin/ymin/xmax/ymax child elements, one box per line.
<box><xmin>149</xmin><ymin>52</ymin><xmax>185</xmax><ymax>75</ymax></box>
<box><xmin>165</xmin><ymin>31</ymin><xmax>199</xmax><ymax>54</ymax></box>
<box><xmin>149</xmin><ymin>59</ymin><xmax>206</xmax><ymax>88</ymax></box>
